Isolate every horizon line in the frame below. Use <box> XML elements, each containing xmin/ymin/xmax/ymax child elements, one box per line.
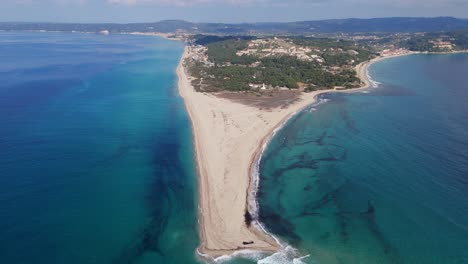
<box><xmin>1</xmin><ymin>16</ymin><xmax>467</xmax><ymax>25</ymax></box>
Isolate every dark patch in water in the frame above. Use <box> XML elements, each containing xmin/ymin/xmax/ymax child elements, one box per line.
<box><xmin>93</xmin><ymin>134</ymin><xmax>143</xmax><ymax>166</ymax></box>
<box><xmin>295</xmin><ymin>131</ymin><xmax>328</xmax><ymax>146</ymax></box>
<box><xmin>334</xmin><ymin>197</ymin><xmax>403</xmax><ymax>262</ymax></box>
<box><xmin>113</xmin><ymin>141</ymin><xmax>180</xmax><ymax>263</ymax></box>
<box><xmin>366</xmin><ymin>200</ymin><xmax>375</xmax><ymax>214</ymax></box>
<box><xmin>112</xmin><ymin>108</ymin><xmax>195</xmax><ymax>263</ymax></box>
<box><xmin>302</xmin><ymin>181</ymin><xmax>348</xmax><ymax>214</ymax></box>
<box><xmin>339</xmin><ymin>149</ymin><xmax>348</xmax><ymax>161</ymax></box>
<box><xmin>338</xmin><ymin>215</ymin><xmax>349</xmax><ymax>241</ymax></box>
<box><xmin>369</xmin><ymin>84</ymin><xmax>416</xmax><ymax>97</ymax></box>
<box><xmin>260</xmin><ymin>112</ymin><xmax>306</xmax><ymax>163</ymax></box>
<box><xmin>339</xmin><ymin>109</ymin><xmax>360</xmax><ymax>133</ymax></box>
<box><xmin>259</xmin><ymin>207</ymin><xmax>301</xmax><ymax>246</ymax></box>
<box><xmin>270</xmin><ymin>157</ymin><xmax>319</xmax><ymax>180</ymax></box>
<box><xmin>362</xmin><ymin>204</ymin><xmax>403</xmax><ymax>262</ymax></box>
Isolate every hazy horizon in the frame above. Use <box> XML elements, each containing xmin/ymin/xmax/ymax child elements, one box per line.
<box><xmin>2</xmin><ymin>0</ymin><xmax>468</xmax><ymax>24</ymax></box>
<box><xmin>1</xmin><ymin>15</ymin><xmax>468</xmax><ymax>25</ymax></box>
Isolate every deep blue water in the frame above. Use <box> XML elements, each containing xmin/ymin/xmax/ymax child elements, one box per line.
<box><xmin>0</xmin><ymin>32</ymin><xmax>200</xmax><ymax>264</ymax></box>
<box><xmin>2</xmin><ymin>32</ymin><xmax>468</xmax><ymax>264</ymax></box>
<box><xmin>258</xmin><ymin>54</ymin><xmax>468</xmax><ymax>263</ymax></box>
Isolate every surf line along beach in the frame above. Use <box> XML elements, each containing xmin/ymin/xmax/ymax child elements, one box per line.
<box><xmin>177</xmin><ymin>45</ymin><xmax>399</xmax><ymax>259</ymax></box>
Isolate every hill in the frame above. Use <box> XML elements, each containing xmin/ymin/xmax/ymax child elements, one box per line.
<box><xmin>1</xmin><ymin>17</ymin><xmax>468</xmax><ymax>34</ymax></box>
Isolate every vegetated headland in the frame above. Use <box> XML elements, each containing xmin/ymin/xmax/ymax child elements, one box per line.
<box><xmin>175</xmin><ymin>22</ymin><xmax>468</xmax><ymax>260</ymax></box>
<box><xmin>5</xmin><ymin>17</ymin><xmax>466</xmax><ymax>261</ymax></box>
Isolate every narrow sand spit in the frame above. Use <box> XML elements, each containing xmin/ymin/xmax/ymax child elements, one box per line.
<box><xmin>177</xmin><ymin>46</ymin><xmax>405</xmax><ymax>259</ymax></box>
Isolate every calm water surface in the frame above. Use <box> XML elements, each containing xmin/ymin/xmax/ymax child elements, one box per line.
<box><xmin>256</xmin><ymin>54</ymin><xmax>468</xmax><ymax>264</ymax></box>
<box><xmin>1</xmin><ymin>32</ymin><xmax>467</xmax><ymax>264</ymax></box>
<box><xmin>0</xmin><ymin>32</ymin><xmax>200</xmax><ymax>264</ymax></box>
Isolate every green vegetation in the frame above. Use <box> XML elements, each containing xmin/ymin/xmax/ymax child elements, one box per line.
<box><xmin>202</xmin><ymin>60</ymin><xmax>358</xmax><ymax>91</ymax></box>
<box><xmin>205</xmin><ymin>39</ymin><xmax>256</xmax><ymax>65</ymax></box>
<box><xmin>404</xmin><ymin>38</ymin><xmax>438</xmax><ymax>52</ymax></box>
<box><xmin>189</xmin><ymin>37</ymin><xmax>375</xmax><ymax>92</ymax></box>
<box><xmin>447</xmin><ymin>29</ymin><xmax>468</xmax><ymax>49</ymax></box>
<box><xmin>192</xmin><ymin>35</ymin><xmax>255</xmax><ymax>46</ymax></box>
<box><xmin>1</xmin><ymin>17</ymin><xmax>468</xmax><ymax>35</ymax></box>
<box><xmin>402</xmin><ymin>30</ymin><xmax>468</xmax><ymax>52</ymax></box>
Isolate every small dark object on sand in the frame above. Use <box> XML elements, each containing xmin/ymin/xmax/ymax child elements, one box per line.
<box><xmin>244</xmin><ymin>210</ymin><xmax>253</xmax><ymax>226</ymax></box>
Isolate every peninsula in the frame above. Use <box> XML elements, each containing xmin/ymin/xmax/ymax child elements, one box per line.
<box><xmin>177</xmin><ymin>38</ymin><xmax>381</xmax><ymax>258</ymax></box>
<box><xmin>175</xmin><ymin>25</ymin><xmax>468</xmax><ymax>258</ymax></box>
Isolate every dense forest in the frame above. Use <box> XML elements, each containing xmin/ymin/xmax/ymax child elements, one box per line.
<box><xmin>291</xmin><ymin>37</ymin><xmax>374</xmax><ymax>64</ymax></box>
<box><xmin>450</xmin><ymin>29</ymin><xmax>468</xmax><ymax>49</ymax></box>
<box><xmin>189</xmin><ymin>38</ymin><xmax>373</xmax><ymax>91</ymax></box>
<box><xmin>402</xmin><ymin>29</ymin><xmax>468</xmax><ymax>51</ymax></box>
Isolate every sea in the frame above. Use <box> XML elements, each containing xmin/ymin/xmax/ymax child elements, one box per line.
<box><xmin>256</xmin><ymin>53</ymin><xmax>468</xmax><ymax>264</ymax></box>
<box><xmin>0</xmin><ymin>32</ymin><xmax>467</xmax><ymax>264</ymax></box>
<box><xmin>0</xmin><ymin>32</ymin><xmax>200</xmax><ymax>264</ymax></box>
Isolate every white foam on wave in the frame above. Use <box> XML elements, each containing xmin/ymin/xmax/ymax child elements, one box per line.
<box><xmin>366</xmin><ymin>66</ymin><xmax>381</xmax><ymax>88</ymax></box>
<box><xmin>307</xmin><ymin>97</ymin><xmax>330</xmax><ymax>112</ymax></box>
<box><xmin>212</xmin><ymin>246</ymin><xmax>310</xmax><ymax>264</ymax></box>
<box><xmin>258</xmin><ymin>246</ymin><xmax>309</xmax><ymax>264</ymax></box>
<box><xmin>214</xmin><ymin>249</ymin><xmax>268</xmax><ymax>263</ymax></box>
<box><xmin>314</xmin><ymin>97</ymin><xmax>330</xmax><ymax>106</ymax></box>
<box><xmin>237</xmin><ymin>96</ymin><xmax>332</xmax><ymax>264</ymax></box>
<box><xmin>197</xmin><ymin>94</ymin><xmax>334</xmax><ymax>264</ymax></box>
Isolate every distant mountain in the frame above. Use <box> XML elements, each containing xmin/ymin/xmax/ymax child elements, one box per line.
<box><xmin>285</xmin><ymin>17</ymin><xmax>468</xmax><ymax>33</ymax></box>
<box><xmin>1</xmin><ymin>17</ymin><xmax>468</xmax><ymax>34</ymax></box>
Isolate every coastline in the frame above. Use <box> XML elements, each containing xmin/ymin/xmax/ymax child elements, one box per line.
<box><xmin>176</xmin><ymin>46</ymin><xmax>412</xmax><ymax>260</ymax></box>
<box><xmin>177</xmin><ymin>47</ymin><xmax>280</xmax><ymax>259</ymax></box>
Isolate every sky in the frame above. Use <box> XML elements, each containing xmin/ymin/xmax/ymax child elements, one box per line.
<box><xmin>2</xmin><ymin>0</ymin><xmax>468</xmax><ymax>23</ymax></box>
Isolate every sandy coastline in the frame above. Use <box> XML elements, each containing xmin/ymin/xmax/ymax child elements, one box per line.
<box><xmin>177</xmin><ymin>46</ymin><xmax>411</xmax><ymax>260</ymax></box>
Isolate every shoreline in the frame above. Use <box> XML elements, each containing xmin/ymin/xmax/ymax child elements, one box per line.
<box><xmin>178</xmin><ymin>47</ymin><xmax>277</xmax><ymax>259</ymax></box>
<box><xmin>177</xmin><ymin>46</ymin><xmax>412</xmax><ymax>261</ymax></box>
<box><xmin>178</xmin><ymin>47</ymin><xmax>281</xmax><ymax>259</ymax></box>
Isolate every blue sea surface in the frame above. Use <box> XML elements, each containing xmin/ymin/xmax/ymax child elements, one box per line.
<box><xmin>257</xmin><ymin>54</ymin><xmax>468</xmax><ymax>263</ymax></box>
<box><xmin>2</xmin><ymin>31</ymin><xmax>468</xmax><ymax>264</ymax></box>
<box><xmin>0</xmin><ymin>32</ymin><xmax>199</xmax><ymax>264</ymax></box>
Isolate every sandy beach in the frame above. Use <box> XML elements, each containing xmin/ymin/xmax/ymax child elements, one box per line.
<box><xmin>177</xmin><ymin>46</ymin><xmax>405</xmax><ymax>259</ymax></box>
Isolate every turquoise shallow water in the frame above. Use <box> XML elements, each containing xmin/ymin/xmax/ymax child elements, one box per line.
<box><xmin>0</xmin><ymin>32</ymin><xmax>199</xmax><ymax>264</ymax></box>
<box><xmin>2</xmin><ymin>32</ymin><xmax>468</xmax><ymax>264</ymax></box>
<box><xmin>257</xmin><ymin>54</ymin><xmax>468</xmax><ymax>264</ymax></box>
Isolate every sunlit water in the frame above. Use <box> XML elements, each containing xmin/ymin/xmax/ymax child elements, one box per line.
<box><xmin>1</xmin><ymin>32</ymin><xmax>467</xmax><ymax>264</ymax></box>
<box><xmin>0</xmin><ymin>32</ymin><xmax>200</xmax><ymax>264</ymax></box>
<box><xmin>254</xmin><ymin>54</ymin><xmax>468</xmax><ymax>264</ymax></box>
